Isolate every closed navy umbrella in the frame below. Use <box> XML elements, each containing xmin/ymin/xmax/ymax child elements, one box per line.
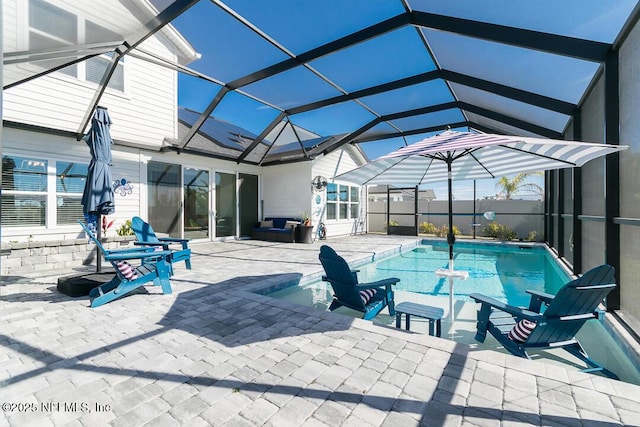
<box><xmin>81</xmin><ymin>106</ymin><xmax>115</xmax><ymax>271</ymax></box>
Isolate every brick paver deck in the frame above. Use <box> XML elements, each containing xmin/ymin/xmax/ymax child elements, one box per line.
<box><xmin>1</xmin><ymin>235</ymin><xmax>639</xmax><ymax>426</ymax></box>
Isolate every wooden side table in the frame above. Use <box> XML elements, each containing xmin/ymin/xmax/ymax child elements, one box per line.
<box><xmin>395</xmin><ymin>301</ymin><xmax>444</xmax><ymax>337</ymax></box>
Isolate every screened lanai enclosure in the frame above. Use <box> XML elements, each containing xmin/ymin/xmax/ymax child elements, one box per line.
<box><xmin>3</xmin><ymin>1</ymin><xmax>640</xmax><ymax>332</ymax></box>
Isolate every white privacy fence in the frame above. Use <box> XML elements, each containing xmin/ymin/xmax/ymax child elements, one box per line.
<box><xmin>368</xmin><ymin>199</ymin><xmax>544</xmax><ymax>240</ymax></box>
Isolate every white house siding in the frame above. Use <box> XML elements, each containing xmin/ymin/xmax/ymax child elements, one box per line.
<box><xmin>3</xmin><ymin>1</ymin><xmax>179</xmax><ymax>148</ymax></box>
<box><xmin>262</xmin><ymin>161</ymin><xmax>311</xmax><ymax>220</ymax></box>
<box><xmin>3</xmin><ymin>38</ymin><xmax>178</xmax><ymax>148</ymax></box>
<box><xmin>619</xmin><ymin>20</ymin><xmax>640</xmax><ymax>328</ymax></box>
<box><xmin>106</xmin><ymin>36</ymin><xmax>179</xmax><ymax>147</ymax></box>
<box><xmin>312</xmin><ymin>148</ymin><xmax>366</xmax><ymax>237</ymax></box>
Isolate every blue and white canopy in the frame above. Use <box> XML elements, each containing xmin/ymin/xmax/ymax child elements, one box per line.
<box><xmin>336</xmin><ymin>130</ymin><xmax>628</xmax><ymax>186</ymax></box>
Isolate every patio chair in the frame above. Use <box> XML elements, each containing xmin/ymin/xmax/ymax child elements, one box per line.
<box><xmin>131</xmin><ymin>216</ymin><xmax>192</xmax><ymax>271</ymax></box>
<box><xmin>470</xmin><ymin>264</ymin><xmax>618</xmax><ymax>378</ymax></box>
<box><xmin>319</xmin><ymin>245</ymin><xmax>399</xmax><ymax>320</ymax></box>
<box><xmin>79</xmin><ymin>221</ymin><xmax>173</xmax><ymax>307</ymax></box>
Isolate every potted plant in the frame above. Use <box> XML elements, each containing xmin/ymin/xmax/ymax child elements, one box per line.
<box><xmin>300</xmin><ymin>211</ymin><xmax>311</xmax><ymax>226</ymax></box>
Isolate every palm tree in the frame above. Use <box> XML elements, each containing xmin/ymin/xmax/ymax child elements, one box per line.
<box><xmin>495</xmin><ymin>172</ymin><xmax>543</xmax><ymax>200</ymax></box>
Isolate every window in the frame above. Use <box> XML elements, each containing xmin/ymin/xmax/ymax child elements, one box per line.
<box><xmin>28</xmin><ymin>0</ymin><xmax>78</xmax><ymax>77</ymax></box>
<box><xmin>1</xmin><ymin>155</ymin><xmax>48</xmax><ymax>226</ymax></box>
<box><xmin>1</xmin><ymin>155</ymin><xmax>89</xmax><ymax>228</ymax></box>
<box><xmin>85</xmin><ymin>22</ymin><xmax>125</xmax><ymax>91</ymax></box>
<box><xmin>326</xmin><ymin>183</ymin><xmax>360</xmax><ymax>220</ymax></box>
<box><xmin>56</xmin><ymin>162</ymin><xmax>88</xmax><ymax>225</ymax></box>
<box><xmin>28</xmin><ymin>0</ymin><xmax>125</xmax><ymax>91</ymax></box>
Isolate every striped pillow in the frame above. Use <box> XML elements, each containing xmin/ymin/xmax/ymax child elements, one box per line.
<box><xmin>508</xmin><ymin>319</ymin><xmax>537</xmax><ymax>343</ymax></box>
<box><xmin>116</xmin><ymin>261</ymin><xmax>138</xmax><ymax>281</ymax></box>
<box><xmin>359</xmin><ymin>288</ymin><xmax>377</xmax><ymax>304</ymax></box>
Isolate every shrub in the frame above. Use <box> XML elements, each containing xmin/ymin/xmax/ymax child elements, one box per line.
<box><xmin>419</xmin><ymin>222</ymin><xmax>438</xmax><ymax>234</ymax></box>
<box><xmin>527</xmin><ymin>230</ymin><xmax>537</xmax><ymax>242</ymax></box>
<box><xmin>482</xmin><ymin>222</ymin><xmax>517</xmax><ymax>241</ymax></box>
<box><xmin>435</xmin><ymin>225</ymin><xmax>460</xmax><ymax>237</ymax></box>
<box><xmin>388</xmin><ymin>220</ymin><xmax>400</xmax><ymax>226</ymax></box>
<box><xmin>117</xmin><ymin>219</ymin><xmax>135</xmax><ymax>236</ymax></box>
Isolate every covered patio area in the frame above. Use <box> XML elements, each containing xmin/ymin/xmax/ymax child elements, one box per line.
<box><xmin>1</xmin><ymin>235</ymin><xmax>639</xmax><ymax>426</ymax></box>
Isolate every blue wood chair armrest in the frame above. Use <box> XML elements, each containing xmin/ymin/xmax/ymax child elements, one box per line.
<box><xmin>356</xmin><ymin>277</ymin><xmax>400</xmax><ymax>290</ymax></box>
<box><xmin>134</xmin><ymin>241</ymin><xmax>170</xmax><ymax>249</ymax></box>
<box><xmin>526</xmin><ymin>289</ymin><xmax>555</xmax><ymax>300</ymax></box>
<box><xmin>104</xmin><ymin>250</ymin><xmax>172</xmax><ymax>262</ymax></box>
<box><xmin>103</xmin><ymin>246</ymin><xmax>155</xmax><ymax>256</ymax></box>
<box><xmin>470</xmin><ymin>293</ymin><xmax>542</xmax><ymax>320</ymax></box>
<box><xmin>158</xmin><ymin>237</ymin><xmax>189</xmax><ymax>249</ymax></box>
<box><xmin>158</xmin><ymin>237</ymin><xmax>190</xmax><ymax>243</ymax></box>
<box><xmin>526</xmin><ymin>289</ymin><xmax>555</xmax><ymax>312</ymax></box>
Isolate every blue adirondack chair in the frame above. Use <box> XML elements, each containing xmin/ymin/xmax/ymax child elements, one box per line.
<box><xmin>79</xmin><ymin>221</ymin><xmax>173</xmax><ymax>308</ymax></box>
<box><xmin>131</xmin><ymin>216</ymin><xmax>192</xmax><ymax>271</ymax></box>
<box><xmin>470</xmin><ymin>264</ymin><xmax>618</xmax><ymax>378</ymax></box>
<box><xmin>319</xmin><ymin>245</ymin><xmax>399</xmax><ymax>320</ymax></box>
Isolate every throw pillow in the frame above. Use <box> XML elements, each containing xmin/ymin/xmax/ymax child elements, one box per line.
<box><xmin>508</xmin><ymin>319</ymin><xmax>537</xmax><ymax>343</ymax></box>
<box><xmin>359</xmin><ymin>288</ymin><xmax>377</xmax><ymax>305</ymax></box>
<box><xmin>260</xmin><ymin>220</ymin><xmax>274</xmax><ymax>228</ymax></box>
<box><xmin>117</xmin><ymin>261</ymin><xmax>138</xmax><ymax>281</ymax></box>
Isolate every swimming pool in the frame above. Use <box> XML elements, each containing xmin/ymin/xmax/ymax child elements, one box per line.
<box><xmin>265</xmin><ymin>240</ymin><xmax>640</xmax><ymax>384</ymax></box>
<box><xmin>355</xmin><ymin>240</ymin><xmax>569</xmax><ymax>307</ymax></box>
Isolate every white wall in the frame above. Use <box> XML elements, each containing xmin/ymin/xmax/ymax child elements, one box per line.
<box><xmin>312</xmin><ymin>148</ymin><xmax>365</xmax><ymax>237</ymax></box>
<box><xmin>259</xmin><ymin>147</ymin><xmax>366</xmax><ymax>238</ymax></box>
<box><xmin>262</xmin><ymin>161</ymin><xmax>311</xmax><ymax>220</ymax></box>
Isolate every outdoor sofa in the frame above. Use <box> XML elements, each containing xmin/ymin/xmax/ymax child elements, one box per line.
<box><xmin>252</xmin><ymin>217</ymin><xmax>301</xmax><ymax>243</ymax></box>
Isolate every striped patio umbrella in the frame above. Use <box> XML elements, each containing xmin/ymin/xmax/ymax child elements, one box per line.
<box><xmin>336</xmin><ymin>130</ymin><xmax>627</xmax><ymax>270</ymax></box>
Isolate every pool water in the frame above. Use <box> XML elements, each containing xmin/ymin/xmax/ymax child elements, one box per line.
<box><xmin>356</xmin><ymin>241</ymin><xmax>569</xmax><ymax>307</ymax></box>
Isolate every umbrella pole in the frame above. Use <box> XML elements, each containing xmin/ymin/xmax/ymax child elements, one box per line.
<box><xmin>447</xmin><ymin>156</ymin><xmax>455</xmax><ymax>323</ymax></box>
<box><xmin>446</xmin><ymin>156</ymin><xmax>455</xmax><ymax>270</ymax></box>
<box><xmin>96</xmin><ymin>213</ymin><xmax>102</xmax><ymax>273</ymax></box>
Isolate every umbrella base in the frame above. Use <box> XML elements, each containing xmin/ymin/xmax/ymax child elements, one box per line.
<box><xmin>57</xmin><ymin>269</ymin><xmax>115</xmax><ymax>297</ymax></box>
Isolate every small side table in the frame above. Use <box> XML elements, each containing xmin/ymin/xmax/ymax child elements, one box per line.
<box><xmin>295</xmin><ymin>225</ymin><xmax>314</xmax><ymax>243</ymax></box>
<box><xmin>395</xmin><ymin>302</ymin><xmax>444</xmax><ymax>337</ymax></box>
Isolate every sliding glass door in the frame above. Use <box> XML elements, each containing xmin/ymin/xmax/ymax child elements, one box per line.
<box><xmin>239</xmin><ymin>173</ymin><xmax>258</xmax><ymax>238</ymax></box>
<box><xmin>148</xmin><ymin>161</ymin><xmax>181</xmax><ymax>237</ymax></box>
<box><xmin>184</xmin><ymin>167</ymin><xmax>209</xmax><ymax>239</ymax></box>
<box><xmin>215</xmin><ymin>171</ymin><xmax>236</xmax><ymax>238</ymax></box>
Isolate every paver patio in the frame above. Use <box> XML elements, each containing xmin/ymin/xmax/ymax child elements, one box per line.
<box><xmin>1</xmin><ymin>235</ymin><xmax>639</xmax><ymax>426</ymax></box>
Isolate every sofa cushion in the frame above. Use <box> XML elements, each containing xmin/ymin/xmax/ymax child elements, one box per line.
<box><xmin>266</xmin><ymin>228</ymin><xmax>292</xmax><ymax>234</ymax></box>
<box><xmin>260</xmin><ymin>220</ymin><xmax>274</xmax><ymax>228</ymax></box>
<box><xmin>271</xmin><ymin>218</ymin><xmax>288</xmax><ymax>229</ymax></box>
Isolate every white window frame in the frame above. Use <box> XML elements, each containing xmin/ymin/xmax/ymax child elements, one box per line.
<box><xmin>26</xmin><ymin>0</ymin><xmax>126</xmax><ymax>92</ymax></box>
<box><xmin>1</xmin><ymin>153</ymin><xmax>89</xmax><ymax>230</ymax></box>
<box><xmin>326</xmin><ymin>182</ymin><xmax>360</xmax><ymax>221</ymax></box>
